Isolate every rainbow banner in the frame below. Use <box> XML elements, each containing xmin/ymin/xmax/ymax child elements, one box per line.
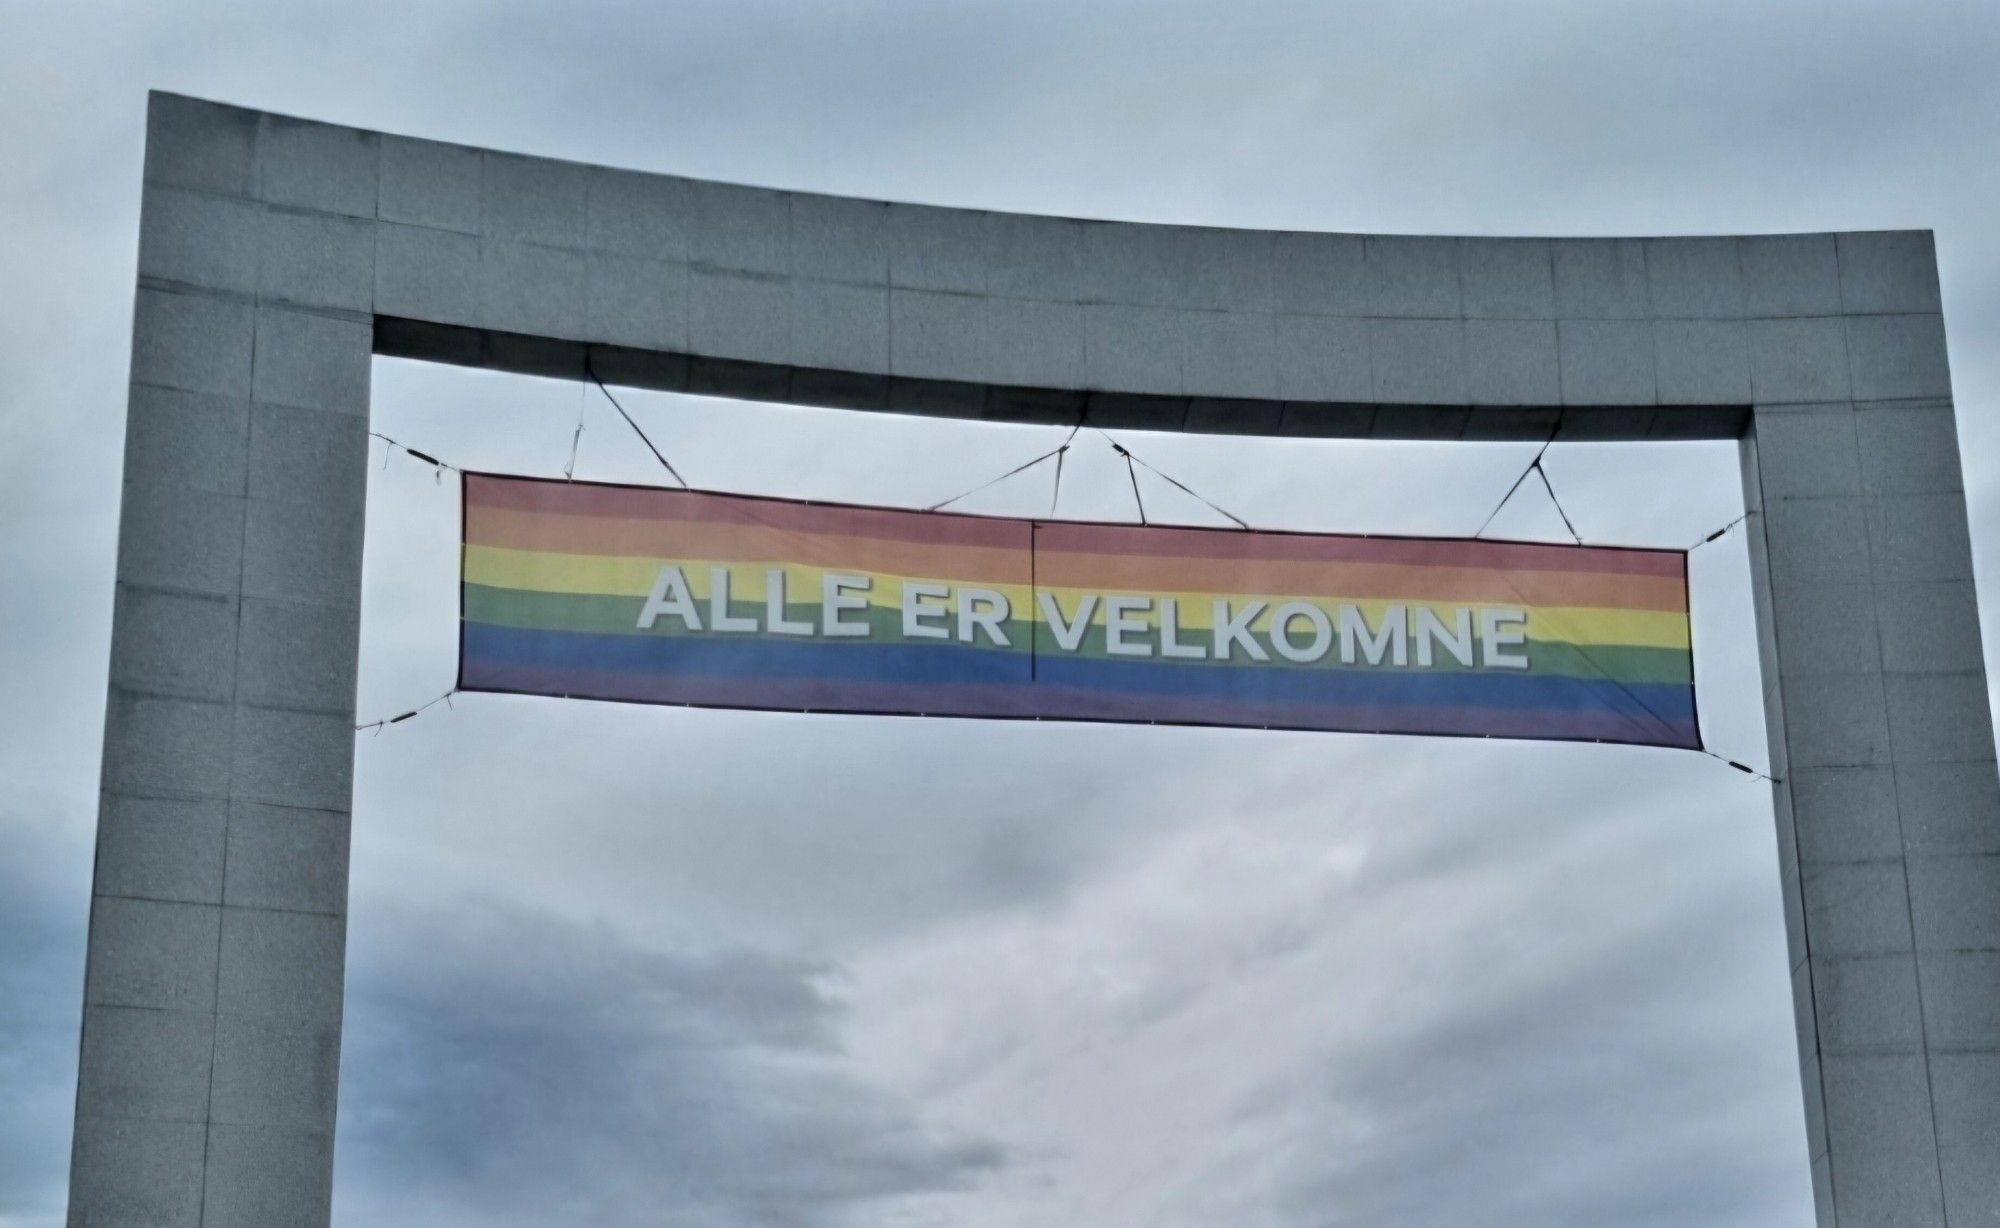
<box><xmin>459</xmin><ymin>474</ymin><xmax>1698</xmax><ymax>748</ymax></box>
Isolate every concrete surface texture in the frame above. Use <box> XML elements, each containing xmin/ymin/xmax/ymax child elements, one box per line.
<box><xmin>78</xmin><ymin>90</ymin><xmax>1988</xmax><ymax>1225</ymax></box>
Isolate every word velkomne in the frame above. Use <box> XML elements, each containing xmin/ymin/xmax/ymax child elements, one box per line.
<box><xmin>637</xmin><ymin>566</ymin><xmax>1531</xmax><ymax>669</ymax></box>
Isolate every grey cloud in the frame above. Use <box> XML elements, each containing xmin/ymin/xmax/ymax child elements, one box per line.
<box><xmin>334</xmin><ymin>895</ymin><xmax>1000</xmax><ymax>1227</ymax></box>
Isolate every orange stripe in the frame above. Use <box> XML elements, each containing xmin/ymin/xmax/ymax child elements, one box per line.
<box><xmin>466</xmin><ymin>505</ymin><xmax>1033</xmax><ymax>584</ymax></box>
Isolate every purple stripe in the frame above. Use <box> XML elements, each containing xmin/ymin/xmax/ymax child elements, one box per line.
<box><xmin>460</xmin><ymin>658</ymin><xmax>1699</xmax><ymax>747</ymax></box>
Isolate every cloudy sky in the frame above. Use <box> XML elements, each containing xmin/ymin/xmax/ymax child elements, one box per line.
<box><xmin>6</xmin><ymin>1</ymin><xmax>2000</xmax><ymax>1223</ymax></box>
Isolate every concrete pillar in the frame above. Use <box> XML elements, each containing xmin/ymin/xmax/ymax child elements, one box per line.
<box><xmin>70</xmin><ymin>95</ymin><xmax>374</xmax><ymax>1226</ymax></box>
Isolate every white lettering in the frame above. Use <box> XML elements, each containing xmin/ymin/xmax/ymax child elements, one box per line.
<box><xmin>1339</xmin><ymin>604</ymin><xmax>1408</xmax><ymax>666</ymax></box>
<box><xmin>902</xmin><ymin>581</ymin><xmax>950</xmax><ymax>639</ymax></box>
<box><xmin>822</xmin><ymin>573</ymin><xmax>871</xmax><ymax>638</ymax></box>
<box><xmin>1269</xmin><ymin>601</ymin><xmax>1334</xmax><ymax>663</ymax></box>
<box><xmin>1212</xmin><ymin>599</ymin><xmax>1269</xmax><ymax>662</ymax></box>
<box><xmin>765</xmin><ymin>569</ymin><xmax>814</xmax><ymax>636</ymax></box>
<box><xmin>956</xmin><ymin>588</ymin><xmax>1012</xmax><ymax>647</ymax></box>
<box><xmin>1414</xmin><ymin>606</ymin><xmax>1475</xmax><ymax>667</ymax></box>
<box><xmin>1104</xmin><ymin>596</ymin><xmax>1153</xmax><ymax>657</ymax></box>
<box><xmin>708</xmin><ymin>567</ymin><xmax>758</xmax><ymax>633</ymax></box>
<box><xmin>1157</xmin><ymin>598</ymin><xmax>1205</xmax><ymax>659</ymax></box>
<box><xmin>636</xmin><ymin>565</ymin><xmax>701</xmax><ymax>631</ymax></box>
<box><xmin>1037</xmin><ymin>592</ymin><xmax>1097</xmax><ymax>653</ymax></box>
<box><xmin>1480</xmin><ymin>607</ymin><xmax>1530</xmax><ymax>669</ymax></box>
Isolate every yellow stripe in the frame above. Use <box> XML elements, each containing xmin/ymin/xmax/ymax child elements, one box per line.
<box><xmin>463</xmin><ymin>545</ymin><xmax>1691</xmax><ymax>650</ymax></box>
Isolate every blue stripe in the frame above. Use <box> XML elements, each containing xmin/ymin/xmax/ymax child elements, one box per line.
<box><xmin>461</xmin><ymin>622</ymin><xmax>1693</xmax><ymax>724</ymax></box>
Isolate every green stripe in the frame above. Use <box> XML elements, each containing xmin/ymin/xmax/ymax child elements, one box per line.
<box><xmin>462</xmin><ymin>584</ymin><xmax>1691</xmax><ymax>684</ymax></box>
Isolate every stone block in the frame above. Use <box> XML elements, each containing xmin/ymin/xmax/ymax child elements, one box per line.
<box><xmin>1086</xmin><ymin>304</ymin><xmax>1183</xmax><ymax>395</ymax></box>
<box><xmin>235</xmin><ymin>598</ymin><xmax>360</xmax><ymax>714</ymax></box>
<box><xmin>889</xmin><ymin>289</ymin><xmax>987</xmax><ymax>382</ymax></box>
<box><xmin>132</xmin><ymin>288</ymin><xmax>256</xmax><ymax>399</ymax></box>
<box><xmin>374</xmin><ymin>222</ymin><xmax>480</xmax><ymax>324</ymax></box>
<box><xmin>110</xmin><ymin>585</ymin><xmax>238</xmax><ymax>703</ymax></box>
<box><xmin>1867</xmin><ymin>493</ymin><xmax>1974</xmax><ymax>583</ymax></box>
<box><xmin>123</xmin><ymin>383</ymin><xmax>250</xmax><ymax>497</ymax></box>
<box><xmin>587</xmin><ymin>254</ymin><xmax>688</xmax><ymax>351</ymax></box>
<box><xmin>209</xmin><ymin>1014</ymin><xmax>342</xmax><ymax>1130</ymax></box>
<box><xmin>1653</xmin><ymin>318</ymin><xmax>1750</xmax><ymax>404</ymax></box>
<box><xmin>1790</xmin><ymin>765</ymin><xmax>1900</xmax><ymax>863</ymax></box>
<box><xmin>1741</xmin><ymin>233</ymin><xmax>1842</xmax><ymax>317</ymax></box>
<box><xmin>258</xmin><ymin>115</ymin><xmax>377</xmax><ymax>219</ymax></box>
<box><xmin>986</xmin><ymin>212</ymin><xmax>1087</xmax><ymax>302</ymax></box>
<box><xmin>1271</xmin><ymin>232</ymin><xmax>1368</xmax><ymax>316</ymax></box>
<box><xmin>1365</xmin><ymin>235</ymin><xmax>1460</xmax><ymax>317</ymax></box>
<box><xmin>1837</xmin><ymin>231</ymin><xmax>1942</xmax><ymax>315</ymax></box>
<box><xmin>86</xmin><ymin>896</ymin><xmax>220</xmax><ymax>1011</ymax></box>
<box><xmin>248</xmin><ymin>401</ymin><xmax>368</xmax><ymax>512</ymax></box>
<box><xmin>1753</xmin><ymin>406</ymin><xmax>1861</xmax><ymax>500</ymax></box>
<box><xmin>1761</xmin><ymin>496</ymin><xmax>1871</xmax><ymax>587</ymax></box>
<box><xmin>792</xmin><ymin>279</ymin><xmax>888</xmax><ymax>373</ymax></box>
<box><xmin>378</xmin><ymin>135</ymin><xmax>482</xmax><ymax>233</ymax></box>
<box><xmin>1782</xmin><ymin>672</ymin><xmax>1892</xmax><ymax>769</ymax></box>
<box><xmin>689</xmin><ymin>268</ymin><xmax>790</xmax><ymax>364</ymax></box>
<box><xmin>1557</xmin><ymin>319</ymin><xmax>1654</xmax><ymax>404</ymax></box>
<box><xmin>1812</xmin><ymin>954</ymin><xmax>1923</xmax><ymax>1054</ymax></box>
<box><xmin>1459</xmin><ymin>238</ymin><xmax>1554</xmax><ymax>318</ymax></box>
<box><xmin>201</xmin><ymin>1124</ymin><xmax>334</xmax><ymax>1228</ymax></box>
<box><xmin>885</xmin><ymin>203</ymin><xmax>987</xmax><ymax>293</ymax></box>
<box><xmin>1801</xmin><ymin>860</ymin><xmax>1913</xmax><ymax>955</ymax></box>
<box><xmin>478</xmin><ymin>240</ymin><xmax>589</xmax><ymax>339</ymax></box>
<box><xmin>987</xmin><ymin>299</ymin><xmax>1084</xmax><ymax>388</ymax></box>
<box><xmin>1821</xmin><ymin>1054</ymin><xmax>1945</xmax><ymax>1220</ymax></box>
<box><xmin>689</xmin><ymin>180</ymin><xmax>791</xmax><ymax>274</ymax></box>
<box><xmin>1748</xmin><ymin>317</ymin><xmax>1851</xmax><ymax>404</ymax></box>
<box><xmin>242</xmin><ymin>496</ymin><xmax>363</xmax><ymax>609</ymax></box>
<box><xmin>139</xmin><ymin>185</ymin><xmax>263</xmax><ymax>294</ymax></box>
<box><xmin>1875</xmin><ymin>580</ymin><xmax>1984</xmax><ymax>675</ymax></box>
<box><xmin>1885</xmin><ymin>673</ymin><xmax>1998</xmax><ymax>765</ymax></box>
<box><xmin>1644</xmin><ymin>237</ymin><xmax>1746</xmax><ymax>318</ymax></box>
<box><xmin>1931</xmin><ymin>1053</ymin><xmax>2000</xmax><ymax>1225</ymax></box>
<box><xmin>1184</xmin><ymin>226</ymin><xmax>1275</xmax><ymax>312</ymax></box>
<box><xmin>251</xmin><ymin>308</ymin><xmax>370</xmax><ymax>415</ymax></box>
<box><xmin>1464</xmin><ymin>319</ymin><xmax>1559</xmax><ymax>405</ymax></box>
<box><xmin>1276</xmin><ymin>314</ymin><xmax>1371</xmax><ymax>403</ymax></box>
<box><xmin>1080</xmin><ymin>221</ymin><xmax>1181</xmax><ymax>307</ymax></box>
<box><xmin>145</xmin><ymin>92</ymin><xmax>259</xmax><ymax>196</ymax></box>
<box><xmin>76</xmin><ymin>1004</ymin><xmax>214</xmax><ymax>1123</ymax></box>
<box><xmin>1370</xmin><ymin>318</ymin><xmax>1466</xmax><ymax>404</ymax></box>
<box><xmin>216</xmin><ymin>907</ymin><xmax>345</xmax><ymax>1023</ymax></box>
<box><xmin>481</xmin><ymin>151</ymin><xmax>587</xmax><ymax>247</ymax></box>
<box><xmin>224</xmin><ymin>803</ymin><xmax>350</xmax><ymax>916</ymax></box>
<box><xmin>95</xmin><ymin>793</ymin><xmax>227</xmax><ymax>906</ymax></box>
<box><xmin>258</xmin><ymin>208</ymin><xmax>373</xmax><ymax>312</ymax></box>
<box><xmin>68</xmin><ymin>1115</ymin><xmax>207</xmax><ymax>1227</ymax></box>
<box><xmin>1552</xmin><ymin>238</ymin><xmax>1649</xmax><ymax>318</ymax></box>
<box><xmin>791</xmin><ymin>193</ymin><xmax>889</xmax><ymax>283</ymax></box>
<box><xmin>1917</xmin><ymin>951</ymin><xmax>2000</xmax><ymax>1048</ymax></box>
<box><xmin>1907</xmin><ymin>855</ymin><xmax>2000</xmax><ymax>950</ymax></box>
<box><xmin>1847</xmin><ymin>314</ymin><xmax>1952</xmax><ymax>401</ymax></box>
<box><xmin>1897</xmin><ymin>761</ymin><xmax>2000</xmax><ymax>856</ymax></box>
<box><xmin>1182</xmin><ymin>310</ymin><xmax>1275</xmax><ymax>398</ymax></box>
<box><xmin>230</xmin><ymin>705</ymin><xmax>355</xmax><ymax>813</ymax></box>
<box><xmin>102</xmin><ymin>690</ymin><xmax>233</xmax><ymax>801</ymax></box>
<box><xmin>587</xmin><ymin>166</ymin><xmax>691</xmax><ymax>260</ymax></box>
<box><xmin>1855</xmin><ymin>401</ymin><xmax>1963</xmax><ymax>495</ymax></box>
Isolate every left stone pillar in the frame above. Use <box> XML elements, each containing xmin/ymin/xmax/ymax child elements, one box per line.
<box><xmin>70</xmin><ymin>93</ymin><xmax>375</xmax><ymax>1227</ymax></box>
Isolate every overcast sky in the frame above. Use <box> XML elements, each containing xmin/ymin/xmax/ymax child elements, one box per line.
<box><xmin>6</xmin><ymin>1</ymin><xmax>2000</xmax><ymax>1224</ymax></box>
